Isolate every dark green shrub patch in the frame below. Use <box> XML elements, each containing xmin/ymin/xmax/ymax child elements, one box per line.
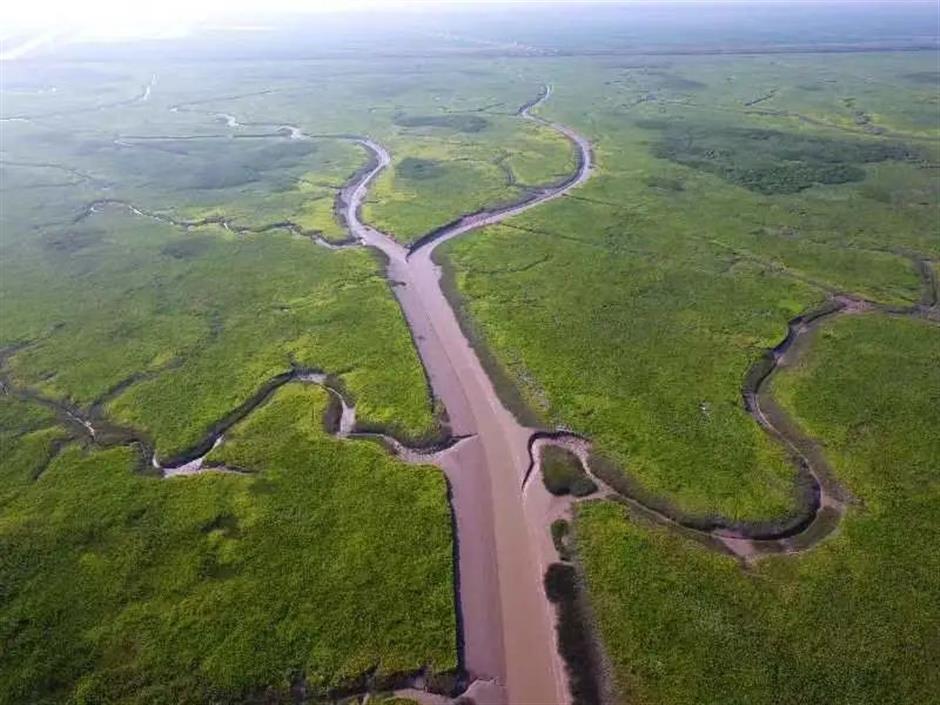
<box><xmin>395</xmin><ymin>114</ymin><xmax>489</xmax><ymax>133</ymax></box>
<box><xmin>645</xmin><ymin>175</ymin><xmax>685</xmax><ymax>192</ymax></box>
<box><xmin>647</xmin><ymin>72</ymin><xmax>705</xmax><ymax>91</ymax></box>
<box><xmin>160</xmin><ymin>236</ymin><xmax>214</xmax><ymax>260</ymax></box>
<box><xmin>544</xmin><ymin>563</ymin><xmax>602</xmax><ymax>705</ymax></box>
<box><xmin>902</xmin><ymin>71</ymin><xmax>940</xmax><ymax>86</ymax></box>
<box><xmin>551</xmin><ymin>518</ymin><xmax>572</xmax><ymax>561</ymax></box>
<box><xmin>397</xmin><ymin>157</ymin><xmax>447</xmax><ymax>181</ymax></box>
<box><xmin>639</xmin><ymin>121</ymin><xmax>918</xmax><ymax>194</ymax></box>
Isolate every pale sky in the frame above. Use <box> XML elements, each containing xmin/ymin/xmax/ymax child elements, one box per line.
<box><xmin>3</xmin><ymin>1</ymin><xmax>345</xmax><ymax>33</ymax></box>
<box><xmin>0</xmin><ymin>0</ymin><xmax>906</xmax><ymax>33</ymax></box>
<box><xmin>0</xmin><ymin>0</ymin><xmax>923</xmax><ymax>58</ymax></box>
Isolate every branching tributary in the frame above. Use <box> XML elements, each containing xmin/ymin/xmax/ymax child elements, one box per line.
<box><xmin>5</xmin><ymin>82</ymin><xmax>938</xmax><ymax>705</ymax></box>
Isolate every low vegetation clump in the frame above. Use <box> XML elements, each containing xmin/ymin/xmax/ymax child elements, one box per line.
<box><xmin>645</xmin><ymin>71</ymin><xmax>706</xmax><ymax>91</ymax></box>
<box><xmin>0</xmin><ymin>396</ymin><xmax>68</xmax><ymax>507</ymax></box>
<box><xmin>644</xmin><ymin>175</ymin><xmax>684</xmax><ymax>191</ymax></box>
<box><xmin>551</xmin><ymin>518</ymin><xmax>572</xmax><ymax>560</ymax></box>
<box><xmin>0</xmin><ymin>385</ymin><xmax>457</xmax><ymax>704</ymax></box>
<box><xmin>541</xmin><ymin>445</ymin><xmax>597</xmax><ymax>497</ymax></box>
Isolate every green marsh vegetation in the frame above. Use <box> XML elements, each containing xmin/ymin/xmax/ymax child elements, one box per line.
<box><xmin>2</xmin><ymin>15</ymin><xmax>939</xmax><ymax>705</ymax></box>
<box><xmin>441</xmin><ymin>51</ymin><xmax>939</xmax><ymax>522</ymax></box>
<box><xmin>365</xmin><ymin>110</ymin><xmax>576</xmax><ymax>244</ymax></box>
<box><xmin>437</xmin><ymin>50</ymin><xmax>940</xmax><ymax>702</ymax></box>
<box><xmin>394</xmin><ymin>113</ymin><xmax>490</xmax><ymax>133</ymax></box>
<box><xmin>1</xmin><ymin>59</ymin><xmax>476</xmax><ymax>703</ymax></box>
<box><xmin>0</xmin><ymin>385</ymin><xmax>455</xmax><ymax>704</ymax></box>
<box><xmin>637</xmin><ymin>119</ymin><xmax>919</xmax><ymax>195</ymax></box>
<box><xmin>1</xmin><ymin>115</ymin><xmax>366</xmax><ymax>238</ymax></box>
<box><xmin>2</xmin><ymin>60</ymin><xmax>573</xmax><ymax>247</ymax></box>
<box><xmin>576</xmin><ymin>315</ymin><xmax>940</xmax><ymax>704</ymax></box>
<box><xmin>1</xmin><ymin>208</ymin><xmax>437</xmax><ymax>457</ymax></box>
<box><xmin>138</xmin><ymin>61</ymin><xmax>578</xmax><ymax>244</ymax></box>
<box><xmin>541</xmin><ymin>445</ymin><xmax>597</xmax><ymax>497</ymax></box>
<box><xmin>0</xmin><ymin>55</ymin><xmax>586</xmax><ymax>702</ymax></box>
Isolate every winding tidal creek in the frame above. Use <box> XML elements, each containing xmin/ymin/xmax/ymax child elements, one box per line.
<box><xmin>33</xmin><ymin>81</ymin><xmax>927</xmax><ymax>704</ymax></box>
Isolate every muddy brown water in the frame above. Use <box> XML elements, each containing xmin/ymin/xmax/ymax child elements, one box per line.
<box><xmin>341</xmin><ymin>85</ymin><xmax>590</xmax><ymax>705</ymax></box>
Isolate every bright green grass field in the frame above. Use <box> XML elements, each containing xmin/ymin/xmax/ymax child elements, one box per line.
<box><xmin>1</xmin><ymin>59</ymin><xmax>470</xmax><ymax>705</ymax></box>
<box><xmin>576</xmin><ymin>315</ymin><xmax>940</xmax><ymax>705</ymax></box>
<box><xmin>364</xmin><ymin>112</ymin><xmax>576</xmax><ymax>244</ymax></box>
<box><xmin>440</xmin><ymin>52</ymin><xmax>938</xmax><ymax>522</ymax></box>
<box><xmin>0</xmin><ymin>385</ymin><xmax>455</xmax><ymax>705</ymax></box>
<box><xmin>1</xmin><ymin>60</ymin><xmax>571</xmax><ymax>250</ymax></box>
<box><xmin>2</xmin><ymin>44</ymin><xmax>937</xmax><ymax>705</ymax></box>
<box><xmin>0</xmin><ymin>208</ymin><xmax>437</xmax><ymax>457</ymax></box>
<box><xmin>442</xmin><ymin>221</ymin><xmax>817</xmax><ymax>520</ymax></box>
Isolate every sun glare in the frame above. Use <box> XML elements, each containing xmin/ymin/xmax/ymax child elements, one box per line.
<box><xmin>0</xmin><ymin>0</ymin><xmax>414</xmax><ymax>39</ymax></box>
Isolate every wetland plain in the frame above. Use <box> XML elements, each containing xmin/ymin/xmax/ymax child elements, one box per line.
<box><xmin>1</xmin><ymin>3</ymin><xmax>939</xmax><ymax>704</ymax></box>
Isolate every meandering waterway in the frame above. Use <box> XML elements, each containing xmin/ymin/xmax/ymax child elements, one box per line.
<box><xmin>13</xmin><ymin>82</ymin><xmax>935</xmax><ymax>704</ymax></box>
